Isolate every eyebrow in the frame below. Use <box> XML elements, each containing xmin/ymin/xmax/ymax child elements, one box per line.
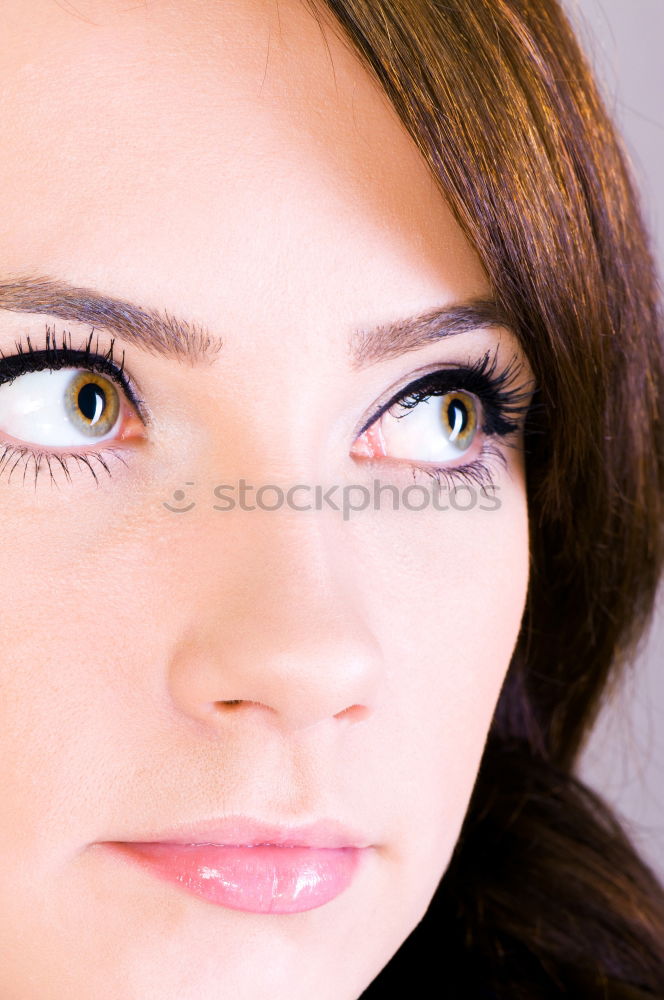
<box><xmin>348</xmin><ymin>297</ymin><xmax>512</xmax><ymax>370</ymax></box>
<box><xmin>0</xmin><ymin>275</ymin><xmax>511</xmax><ymax>369</ymax></box>
<box><xmin>0</xmin><ymin>276</ymin><xmax>223</xmax><ymax>365</ymax></box>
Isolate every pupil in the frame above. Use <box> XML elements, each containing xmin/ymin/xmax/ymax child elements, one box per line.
<box><xmin>448</xmin><ymin>398</ymin><xmax>468</xmax><ymax>433</ymax></box>
<box><xmin>78</xmin><ymin>382</ymin><xmax>105</xmax><ymax>424</ymax></box>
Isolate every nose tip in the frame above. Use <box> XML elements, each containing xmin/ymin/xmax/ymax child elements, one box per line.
<box><xmin>167</xmin><ymin>620</ymin><xmax>382</xmax><ymax>736</ymax></box>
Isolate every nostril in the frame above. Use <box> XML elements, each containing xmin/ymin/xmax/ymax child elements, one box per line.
<box><xmin>217</xmin><ymin>700</ymin><xmax>273</xmax><ymax>711</ymax></box>
<box><xmin>334</xmin><ymin>704</ymin><xmax>370</xmax><ymax>723</ymax></box>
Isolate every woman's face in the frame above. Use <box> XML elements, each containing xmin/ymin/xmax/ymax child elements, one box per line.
<box><xmin>0</xmin><ymin>1</ymin><xmax>534</xmax><ymax>997</ymax></box>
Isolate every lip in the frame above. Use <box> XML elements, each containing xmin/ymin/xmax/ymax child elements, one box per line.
<box><xmin>120</xmin><ymin>815</ymin><xmax>373</xmax><ymax>849</ymax></box>
<box><xmin>99</xmin><ymin>816</ymin><xmax>371</xmax><ymax>915</ymax></box>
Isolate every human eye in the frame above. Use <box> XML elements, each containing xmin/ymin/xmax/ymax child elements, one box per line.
<box><xmin>0</xmin><ymin>325</ymin><xmax>148</xmax><ymax>487</ymax></box>
<box><xmin>350</xmin><ymin>347</ymin><xmax>535</xmax><ymax>491</ymax></box>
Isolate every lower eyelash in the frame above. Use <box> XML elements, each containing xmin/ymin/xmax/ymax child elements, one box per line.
<box><xmin>0</xmin><ymin>443</ymin><xmax>129</xmax><ymax>490</ymax></box>
<box><xmin>407</xmin><ymin>440</ymin><xmax>509</xmax><ymax>493</ymax></box>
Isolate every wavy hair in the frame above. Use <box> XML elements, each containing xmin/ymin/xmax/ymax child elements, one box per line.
<box><xmin>302</xmin><ymin>1</ymin><xmax>664</xmax><ymax>995</ymax></box>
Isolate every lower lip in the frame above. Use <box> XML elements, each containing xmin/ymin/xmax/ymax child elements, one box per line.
<box><xmin>106</xmin><ymin>842</ymin><xmax>364</xmax><ymax>914</ymax></box>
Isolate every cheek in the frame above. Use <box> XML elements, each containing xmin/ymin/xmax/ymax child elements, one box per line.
<box><xmin>0</xmin><ymin>495</ymin><xmax>142</xmax><ymax>863</ymax></box>
<box><xmin>0</xmin><ymin>471</ymin><xmax>529</xmax><ymax>974</ymax></box>
<box><xmin>351</xmin><ymin>479</ymin><xmax>529</xmax><ymax>707</ymax></box>
<box><xmin>344</xmin><ymin>481</ymin><xmax>529</xmax><ymax>912</ymax></box>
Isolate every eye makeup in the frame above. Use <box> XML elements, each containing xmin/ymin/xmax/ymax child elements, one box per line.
<box><xmin>0</xmin><ymin>326</ymin><xmax>147</xmax><ymax>417</ymax></box>
<box><xmin>351</xmin><ymin>347</ymin><xmax>535</xmax><ymax>492</ymax></box>
<box><xmin>0</xmin><ymin>323</ymin><xmax>534</xmax><ymax>492</ymax></box>
<box><xmin>0</xmin><ymin>326</ymin><xmax>147</xmax><ymax>487</ymax></box>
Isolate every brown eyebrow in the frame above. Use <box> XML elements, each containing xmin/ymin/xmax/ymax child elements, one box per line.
<box><xmin>348</xmin><ymin>297</ymin><xmax>513</xmax><ymax>370</ymax></box>
<box><xmin>0</xmin><ymin>275</ymin><xmax>511</xmax><ymax>369</ymax></box>
<box><xmin>0</xmin><ymin>276</ymin><xmax>223</xmax><ymax>365</ymax></box>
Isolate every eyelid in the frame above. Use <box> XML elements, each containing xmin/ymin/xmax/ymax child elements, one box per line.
<box><xmin>353</xmin><ymin>348</ymin><xmax>532</xmax><ymax>441</ymax></box>
<box><xmin>0</xmin><ymin>326</ymin><xmax>151</xmax><ymax>426</ymax></box>
<box><xmin>352</xmin><ymin>361</ymin><xmax>465</xmax><ymax>440</ymax></box>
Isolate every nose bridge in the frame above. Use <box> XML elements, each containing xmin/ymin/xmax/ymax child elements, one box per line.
<box><xmin>198</xmin><ymin>506</ymin><xmax>349</xmax><ymax>622</ymax></box>
<box><xmin>168</xmin><ymin>509</ymin><xmax>382</xmax><ymax>732</ymax></box>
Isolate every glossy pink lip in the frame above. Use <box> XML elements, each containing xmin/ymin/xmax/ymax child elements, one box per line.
<box><xmin>100</xmin><ymin>817</ymin><xmax>370</xmax><ymax>914</ymax></box>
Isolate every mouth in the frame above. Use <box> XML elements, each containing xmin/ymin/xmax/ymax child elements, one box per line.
<box><xmin>98</xmin><ymin>816</ymin><xmax>372</xmax><ymax>915</ymax></box>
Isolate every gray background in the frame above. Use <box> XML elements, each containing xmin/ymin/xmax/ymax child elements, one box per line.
<box><xmin>562</xmin><ymin>0</ymin><xmax>664</xmax><ymax>883</ymax></box>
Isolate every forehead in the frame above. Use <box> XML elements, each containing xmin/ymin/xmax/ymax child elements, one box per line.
<box><xmin>0</xmin><ymin>0</ymin><xmax>487</xmax><ymax>343</ymax></box>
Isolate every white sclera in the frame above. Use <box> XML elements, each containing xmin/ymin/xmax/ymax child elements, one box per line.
<box><xmin>381</xmin><ymin>395</ymin><xmax>476</xmax><ymax>463</ymax></box>
<box><xmin>0</xmin><ymin>369</ymin><xmax>120</xmax><ymax>447</ymax></box>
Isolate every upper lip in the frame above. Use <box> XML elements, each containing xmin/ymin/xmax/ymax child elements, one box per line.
<box><xmin>111</xmin><ymin>815</ymin><xmax>372</xmax><ymax>849</ymax></box>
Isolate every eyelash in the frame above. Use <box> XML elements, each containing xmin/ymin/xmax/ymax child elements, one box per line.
<box><xmin>0</xmin><ymin>325</ymin><xmax>147</xmax><ymax>488</ymax></box>
<box><xmin>0</xmin><ymin>325</ymin><xmax>533</xmax><ymax>492</ymax></box>
<box><xmin>356</xmin><ymin>348</ymin><xmax>533</xmax><ymax>492</ymax></box>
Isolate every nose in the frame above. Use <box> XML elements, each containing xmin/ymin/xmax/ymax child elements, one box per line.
<box><xmin>167</xmin><ymin>514</ymin><xmax>383</xmax><ymax>735</ymax></box>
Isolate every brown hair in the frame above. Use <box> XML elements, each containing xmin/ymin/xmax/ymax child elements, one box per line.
<box><xmin>305</xmin><ymin>0</ymin><xmax>664</xmax><ymax>995</ymax></box>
